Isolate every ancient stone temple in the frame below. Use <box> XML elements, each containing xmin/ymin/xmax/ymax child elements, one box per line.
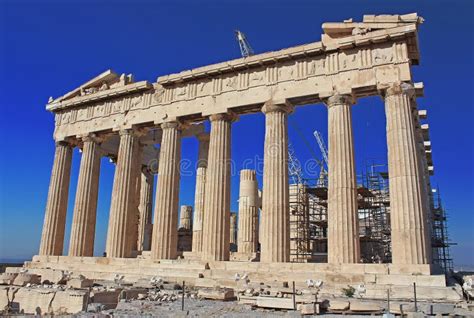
<box><xmin>26</xmin><ymin>13</ymin><xmax>456</xmax><ymax>299</ymax></box>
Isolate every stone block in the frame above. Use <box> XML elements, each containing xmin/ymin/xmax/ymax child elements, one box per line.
<box><xmin>121</xmin><ymin>288</ymin><xmax>148</xmax><ymax>300</ymax></box>
<box><xmin>389</xmin><ymin>302</ymin><xmax>416</xmax><ymax>314</ymax></box>
<box><xmin>67</xmin><ymin>277</ymin><xmax>93</xmax><ymax>289</ymax></box>
<box><xmin>51</xmin><ymin>289</ymin><xmax>88</xmax><ymax>314</ymax></box>
<box><xmin>421</xmin><ymin>303</ymin><xmax>455</xmax><ymax>315</ymax></box>
<box><xmin>238</xmin><ymin>295</ymin><xmax>257</xmax><ymax>305</ymax></box>
<box><xmin>298</xmin><ymin>303</ymin><xmax>319</xmax><ymax>315</ymax></box>
<box><xmin>0</xmin><ymin>286</ymin><xmax>9</xmax><ymax>310</ymax></box>
<box><xmin>12</xmin><ymin>273</ymin><xmax>41</xmax><ymax>286</ymax></box>
<box><xmin>256</xmin><ymin>296</ymin><xmax>294</xmax><ymax>309</ymax></box>
<box><xmin>0</xmin><ymin>273</ymin><xmax>18</xmax><ymax>285</ymax></box>
<box><xmin>349</xmin><ymin>300</ymin><xmax>383</xmax><ymax>312</ymax></box>
<box><xmin>328</xmin><ymin>299</ymin><xmax>350</xmax><ymax>311</ymax></box>
<box><xmin>198</xmin><ymin>288</ymin><xmax>235</xmax><ymax>301</ymax></box>
<box><xmin>13</xmin><ymin>287</ymin><xmax>55</xmax><ymax>314</ymax></box>
<box><xmin>91</xmin><ymin>289</ymin><xmax>122</xmax><ymax>309</ymax></box>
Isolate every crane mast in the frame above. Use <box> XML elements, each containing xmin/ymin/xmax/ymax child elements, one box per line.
<box><xmin>235</xmin><ymin>30</ymin><xmax>254</xmax><ymax>58</ymax></box>
<box><xmin>313</xmin><ymin>130</ymin><xmax>329</xmax><ymax>168</ymax></box>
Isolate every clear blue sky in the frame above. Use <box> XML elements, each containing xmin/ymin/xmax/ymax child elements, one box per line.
<box><xmin>0</xmin><ymin>0</ymin><xmax>473</xmax><ymax>266</ymax></box>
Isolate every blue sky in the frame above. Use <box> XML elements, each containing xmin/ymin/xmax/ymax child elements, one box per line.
<box><xmin>0</xmin><ymin>0</ymin><xmax>473</xmax><ymax>265</ymax></box>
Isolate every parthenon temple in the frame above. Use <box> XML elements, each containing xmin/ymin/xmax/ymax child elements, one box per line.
<box><xmin>16</xmin><ymin>13</ymin><xmax>458</xmax><ymax>301</ymax></box>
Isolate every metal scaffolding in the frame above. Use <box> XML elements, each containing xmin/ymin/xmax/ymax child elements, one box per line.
<box><xmin>430</xmin><ymin>187</ymin><xmax>454</xmax><ymax>273</ymax></box>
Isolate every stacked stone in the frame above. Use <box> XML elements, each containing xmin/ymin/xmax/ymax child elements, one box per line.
<box><xmin>230</xmin><ymin>213</ymin><xmax>237</xmax><ymax>246</ymax></box>
<box><xmin>192</xmin><ymin>133</ymin><xmax>210</xmax><ymax>253</ymax></box>
<box><xmin>237</xmin><ymin>169</ymin><xmax>259</xmax><ymax>255</ymax></box>
<box><xmin>179</xmin><ymin>205</ymin><xmax>193</xmax><ymax>230</ymax></box>
<box><xmin>137</xmin><ymin>167</ymin><xmax>154</xmax><ymax>251</ymax></box>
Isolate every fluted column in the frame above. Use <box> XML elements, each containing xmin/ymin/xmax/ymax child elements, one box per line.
<box><xmin>202</xmin><ymin>113</ymin><xmax>235</xmax><ymax>261</ymax></box>
<box><xmin>137</xmin><ymin>167</ymin><xmax>154</xmax><ymax>251</ymax></box>
<box><xmin>260</xmin><ymin>101</ymin><xmax>292</xmax><ymax>263</ymax></box>
<box><xmin>179</xmin><ymin>205</ymin><xmax>193</xmax><ymax>230</ymax></box>
<box><xmin>326</xmin><ymin>94</ymin><xmax>360</xmax><ymax>264</ymax></box>
<box><xmin>383</xmin><ymin>82</ymin><xmax>431</xmax><ymax>264</ymax></box>
<box><xmin>106</xmin><ymin>129</ymin><xmax>140</xmax><ymax>258</ymax></box>
<box><xmin>151</xmin><ymin>121</ymin><xmax>182</xmax><ymax>260</ymax></box>
<box><xmin>230</xmin><ymin>212</ymin><xmax>237</xmax><ymax>246</ymax></box>
<box><xmin>128</xmin><ymin>143</ymin><xmax>143</xmax><ymax>253</ymax></box>
<box><xmin>68</xmin><ymin>134</ymin><xmax>102</xmax><ymax>257</ymax></box>
<box><xmin>39</xmin><ymin>141</ymin><xmax>73</xmax><ymax>256</ymax></box>
<box><xmin>192</xmin><ymin>133</ymin><xmax>209</xmax><ymax>253</ymax></box>
<box><xmin>237</xmin><ymin>169</ymin><xmax>259</xmax><ymax>254</ymax></box>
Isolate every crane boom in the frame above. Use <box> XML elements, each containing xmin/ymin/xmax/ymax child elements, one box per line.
<box><xmin>313</xmin><ymin>131</ymin><xmax>329</xmax><ymax>167</ymax></box>
<box><xmin>235</xmin><ymin>30</ymin><xmax>254</xmax><ymax>58</ymax></box>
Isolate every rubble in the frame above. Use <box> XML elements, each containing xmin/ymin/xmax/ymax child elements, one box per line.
<box><xmin>12</xmin><ymin>273</ymin><xmax>41</xmax><ymax>286</ymax></box>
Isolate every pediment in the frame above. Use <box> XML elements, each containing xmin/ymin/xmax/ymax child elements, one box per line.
<box><xmin>48</xmin><ymin>69</ymin><xmax>135</xmax><ymax>104</ymax></box>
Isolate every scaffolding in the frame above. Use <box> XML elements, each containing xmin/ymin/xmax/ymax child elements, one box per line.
<box><xmin>357</xmin><ymin>163</ymin><xmax>392</xmax><ymax>263</ymax></box>
<box><xmin>431</xmin><ymin>187</ymin><xmax>454</xmax><ymax>273</ymax></box>
<box><xmin>289</xmin><ymin>161</ymin><xmax>393</xmax><ymax>263</ymax></box>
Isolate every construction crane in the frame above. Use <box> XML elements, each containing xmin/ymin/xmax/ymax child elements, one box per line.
<box><xmin>235</xmin><ymin>30</ymin><xmax>254</xmax><ymax>58</ymax></box>
<box><xmin>288</xmin><ymin>142</ymin><xmax>304</xmax><ymax>186</ymax></box>
<box><xmin>313</xmin><ymin>131</ymin><xmax>328</xmax><ymax>167</ymax></box>
<box><xmin>313</xmin><ymin>130</ymin><xmax>329</xmax><ymax>187</ymax></box>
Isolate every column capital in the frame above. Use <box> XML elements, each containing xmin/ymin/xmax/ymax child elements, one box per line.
<box><xmin>55</xmin><ymin>140</ymin><xmax>74</xmax><ymax>148</ymax></box>
<box><xmin>161</xmin><ymin>121</ymin><xmax>180</xmax><ymax>130</ymax></box>
<box><xmin>381</xmin><ymin>82</ymin><xmax>415</xmax><ymax>98</ymax></box>
<box><xmin>261</xmin><ymin>100</ymin><xmax>293</xmax><ymax>114</ymax></box>
<box><xmin>209</xmin><ymin>112</ymin><xmax>238</xmax><ymax>122</ymax></box>
<box><xmin>196</xmin><ymin>132</ymin><xmax>210</xmax><ymax>143</ymax></box>
<box><xmin>323</xmin><ymin>94</ymin><xmax>354</xmax><ymax>108</ymax></box>
<box><xmin>77</xmin><ymin>133</ymin><xmax>105</xmax><ymax>144</ymax></box>
<box><xmin>119</xmin><ymin>127</ymin><xmax>147</xmax><ymax>137</ymax></box>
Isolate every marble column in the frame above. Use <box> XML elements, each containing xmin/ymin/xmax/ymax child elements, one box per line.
<box><xmin>151</xmin><ymin>121</ymin><xmax>182</xmax><ymax>260</ymax></box>
<box><xmin>128</xmin><ymin>143</ymin><xmax>143</xmax><ymax>254</ymax></box>
<box><xmin>137</xmin><ymin>167</ymin><xmax>154</xmax><ymax>251</ymax></box>
<box><xmin>326</xmin><ymin>94</ymin><xmax>360</xmax><ymax>264</ymax></box>
<box><xmin>237</xmin><ymin>169</ymin><xmax>259</xmax><ymax>254</ymax></box>
<box><xmin>192</xmin><ymin>133</ymin><xmax>209</xmax><ymax>253</ymax></box>
<box><xmin>68</xmin><ymin>134</ymin><xmax>102</xmax><ymax>257</ymax></box>
<box><xmin>39</xmin><ymin>141</ymin><xmax>73</xmax><ymax>256</ymax></box>
<box><xmin>179</xmin><ymin>205</ymin><xmax>193</xmax><ymax>230</ymax></box>
<box><xmin>260</xmin><ymin>101</ymin><xmax>292</xmax><ymax>263</ymax></box>
<box><xmin>383</xmin><ymin>82</ymin><xmax>431</xmax><ymax>264</ymax></box>
<box><xmin>202</xmin><ymin>113</ymin><xmax>235</xmax><ymax>261</ymax></box>
<box><xmin>230</xmin><ymin>212</ymin><xmax>237</xmax><ymax>246</ymax></box>
<box><xmin>106</xmin><ymin>129</ymin><xmax>140</xmax><ymax>258</ymax></box>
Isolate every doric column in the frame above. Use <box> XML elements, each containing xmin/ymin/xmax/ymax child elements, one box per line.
<box><xmin>39</xmin><ymin>141</ymin><xmax>73</xmax><ymax>256</ymax></box>
<box><xmin>230</xmin><ymin>212</ymin><xmax>237</xmax><ymax>246</ymax></box>
<box><xmin>106</xmin><ymin>129</ymin><xmax>140</xmax><ymax>258</ymax></box>
<box><xmin>260</xmin><ymin>101</ymin><xmax>292</xmax><ymax>263</ymax></box>
<box><xmin>192</xmin><ymin>133</ymin><xmax>210</xmax><ymax>253</ymax></box>
<box><xmin>151</xmin><ymin>121</ymin><xmax>182</xmax><ymax>260</ymax></box>
<box><xmin>179</xmin><ymin>205</ymin><xmax>193</xmax><ymax>230</ymax></box>
<box><xmin>325</xmin><ymin>94</ymin><xmax>360</xmax><ymax>264</ymax></box>
<box><xmin>137</xmin><ymin>167</ymin><xmax>154</xmax><ymax>251</ymax></box>
<box><xmin>237</xmin><ymin>169</ymin><xmax>259</xmax><ymax>255</ymax></box>
<box><xmin>128</xmin><ymin>143</ymin><xmax>143</xmax><ymax>253</ymax></box>
<box><xmin>383</xmin><ymin>82</ymin><xmax>431</xmax><ymax>264</ymax></box>
<box><xmin>202</xmin><ymin>113</ymin><xmax>235</xmax><ymax>261</ymax></box>
<box><xmin>68</xmin><ymin>134</ymin><xmax>102</xmax><ymax>257</ymax></box>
